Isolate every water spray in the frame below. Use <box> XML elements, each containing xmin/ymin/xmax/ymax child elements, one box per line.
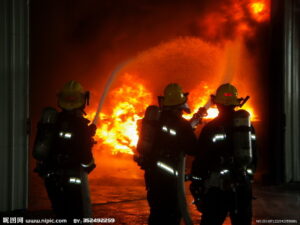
<box><xmin>92</xmin><ymin>60</ymin><xmax>131</xmax><ymax>125</ymax></box>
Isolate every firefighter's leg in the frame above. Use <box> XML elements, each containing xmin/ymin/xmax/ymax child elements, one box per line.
<box><xmin>147</xmin><ymin>172</ymin><xmax>181</xmax><ymax>225</ymax></box>
<box><xmin>65</xmin><ymin>171</ymin><xmax>92</xmax><ymax>220</ymax></box>
<box><xmin>80</xmin><ymin>171</ymin><xmax>92</xmax><ymax>218</ymax></box>
<box><xmin>229</xmin><ymin>185</ymin><xmax>252</xmax><ymax>225</ymax></box>
<box><xmin>200</xmin><ymin>188</ymin><xmax>228</xmax><ymax>225</ymax></box>
<box><xmin>62</xmin><ymin>178</ymin><xmax>80</xmax><ymax>223</ymax></box>
<box><xmin>45</xmin><ymin>177</ymin><xmax>66</xmax><ymax>218</ymax></box>
<box><xmin>147</xmin><ymin>189</ymin><xmax>164</xmax><ymax>225</ymax></box>
<box><xmin>190</xmin><ymin>181</ymin><xmax>205</xmax><ymax>212</ymax></box>
<box><xmin>148</xmin><ymin>195</ymin><xmax>181</xmax><ymax>225</ymax></box>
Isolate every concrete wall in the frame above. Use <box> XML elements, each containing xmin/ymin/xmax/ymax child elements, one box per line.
<box><xmin>284</xmin><ymin>0</ymin><xmax>300</xmax><ymax>182</ymax></box>
<box><xmin>0</xmin><ymin>0</ymin><xmax>29</xmax><ymax>211</ymax></box>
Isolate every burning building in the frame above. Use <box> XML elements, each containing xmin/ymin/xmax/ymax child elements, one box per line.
<box><xmin>0</xmin><ymin>0</ymin><xmax>299</xmax><ymax>222</ymax></box>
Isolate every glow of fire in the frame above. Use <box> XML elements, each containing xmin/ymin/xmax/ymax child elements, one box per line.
<box><xmin>86</xmin><ymin>79</ymin><xmax>153</xmax><ymax>155</ymax></box>
<box><xmin>206</xmin><ymin>108</ymin><xmax>219</xmax><ymax>118</ymax></box>
<box><xmin>186</xmin><ymin>106</ymin><xmax>256</xmax><ymax>120</ymax></box>
<box><xmin>182</xmin><ymin>84</ymin><xmax>257</xmax><ymax>121</ymax></box>
<box><xmin>248</xmin><ymin>0</ymin><xmax>270</xmax><ymax>22</ymax></box>
<box><xmin>251</xmin><ymin>2</ymin><xmax>265</xmax><ymax>14</ymax></box>
<box><xmin>85</xmin><ymin>0</ymin><xmax>269</xmax><ymax>155</ymax></box>
<box><xmin>87</xmin><ymin>80</ymin><xmax>258</xmax><ymax>156</ymax></box>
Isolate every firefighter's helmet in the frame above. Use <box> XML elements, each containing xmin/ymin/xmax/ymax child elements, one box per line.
<box><xmin>163</xmin><ymin>83</ymin><xmax>188</xmax><ymax>107</ymax></box>
<box><xmin>213</xmin><ymin>83</ymin><xmax>240</xmax><ymax>106</ymax></box>
<box><xmin>58</xmin><ymin>81</ymin><xmax>88</xmax><ymax>110</ymax></box>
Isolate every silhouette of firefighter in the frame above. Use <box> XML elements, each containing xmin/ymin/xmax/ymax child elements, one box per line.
<box><xmin>33</xmin><ymin>81</ymin><xmax>96</xmax><ymax>222</ymax></box>
<box><xmin>134</xmin><ymin>83</ymin><xmax>197</xmax><ymax>225</ymax></box>
<box><xmin>190</xmin><ymin>83</ymin><xmax>257</xmax><ymax>225</ymax></box>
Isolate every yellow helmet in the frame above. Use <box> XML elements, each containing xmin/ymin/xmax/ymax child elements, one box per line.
<box><xmin>163</xmin><ymin>83</ymin><xmax>188</xmax><ymax>106</ymax></box>
<box><xmin>58</xmin><ymin>81</ymin><xmax>87</xmax><ymax>110</ymax></box>
<box><xmin>213</xmin><ymin>83</ymin><xmax>240</xmax><ymax>106</ymax></box>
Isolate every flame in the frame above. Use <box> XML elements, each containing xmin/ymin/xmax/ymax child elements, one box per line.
<box><xmin>251</xmin><ymin>2</ymin><xmax>265</xmax><ymax>14</ymax></box>
<box><xmin>197</xmin><ymin>0</ymin><xmax>270</xmax><ymax>41</ymax></box>
<box><xmin>85</xmin><ymin>0</ymin><xmax>269</xmax><ymax>156</ymax></box>
<box><xmin>87</xmin><ymin>78</ymin><xmax>258</xmax><ymax>156</ymax></box>
<box><xmin>182</xmin><ymin>82</ymin><xmax>257</xmax><ymax>121</ymax></box>
<box><xmin>86</xmin><ymin>75</ymin><xmax>153</xmax><ymax>155</ymax></box>
<box><xmin>248</xmin><ymin>0</ymin><xmax>270</xmax><ymax>22</ymax></box>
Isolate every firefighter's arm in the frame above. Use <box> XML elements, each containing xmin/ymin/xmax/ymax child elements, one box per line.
<box><xmin>190</xmin><ymin>179</ymin><xmax>205</xmax><ymax>212</ymax></box>
<box><xmin>190</xmin><ymin>107</ymin><xmax>208</xmax><ymax>129</ymax></box>
<box><xmin>80</xmin><ymin>120</ymin><xmax>97</xmax><ymax>173</ymax></box>
<box><xmin>81</xmin><ymin>158</ymin><xmax>96</xmax><ymax>174</ymax></box>
<box><xmin>197</xmin><ymin>125</ymin><xmax>212</xmax><ymax>157</ymax></box>
<box><xmin>32</xmin><ymin>108</ymin><xmax>58</xmax><ymax>177</ymax></box>
<box><xmin>181</xmin><ymin>121</ymin><xmax>198</xmax><ymax>156</ymax></box>
<box><xmin>248</xmin><ymin>125</ymin><xmax>258</xmax><ymax>175</ymax></box>
<box><xmin>33</xmin><ymin>107</ymin><xmax>57</xmax><ymax>161</ymax></box>
<box><xmin>196</xmin><ymin>125</ymin><xmax>217</xmax><ymax>176</ymax></box>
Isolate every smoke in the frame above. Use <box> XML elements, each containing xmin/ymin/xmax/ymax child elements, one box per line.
<box><xmin>31</xmin><ymin>0</ymin><xmax>269</xmax><ymax>110</ymax></box>
<box><xmin>120</xmin><ymin>37</ymin><xmax>224</xmax><ymax>96</ymax></box>
<box><xmin>30</xmin><ymin>0</ymin><xmax>271</xmax><ymax>207</ymax></box>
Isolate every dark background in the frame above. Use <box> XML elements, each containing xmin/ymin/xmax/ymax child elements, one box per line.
<box><xmin>29</xmin><ymin>0</ymin><xmax>285</xmax><ymax>209</ymax></box>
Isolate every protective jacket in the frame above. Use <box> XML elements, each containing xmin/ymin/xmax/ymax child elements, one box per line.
<box><xmin>191</xmin><ymin>108</ymin><xmax>257</xmax><ymax>225</ymax></box>
<box><xmin>191</xmin><ymin>109</ymin><xmax>257</xmax><ymax>181</ymax></box>
<box><xmin>33</xmin><ymin>109</ymin><xmax>96</xmax><ymax>221</ymax></box>
<box><xmin>48</xmin><ymin>110</ymin><xmax>95</xmax><ymax>170</ymax></box>
<box><xmin>143</xmin><ymin>108</ymin><xmax>197</xmax><ymax>225</ymax></box>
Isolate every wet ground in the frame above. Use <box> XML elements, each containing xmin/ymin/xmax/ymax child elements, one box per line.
<box><xmin>4</xmin><ymin>178</ymin><xmax>300</xmax><ymax>225</ymax></box>
<box><xmin>89</xmin><ymin>179</ymin><xmax>300</xmax><ymax>225</ymax></box>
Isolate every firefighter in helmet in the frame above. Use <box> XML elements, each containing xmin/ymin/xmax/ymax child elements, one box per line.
<box><xmin>33</xmin><ymin>81</ymin><xmax>96</xmax><ymax>222</ymax></box>
<box><xmin>135</xmin><ymin>83</ymin><xmax>197</xmax><ymax>225</ymax></box>
<box><xmin>190</xmin><ymin>83</ymin><xmax>257</xmax><ymax>225</ymax></box>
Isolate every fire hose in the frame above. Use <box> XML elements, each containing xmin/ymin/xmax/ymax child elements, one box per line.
<box><xmin>157</xmin><ymin>157</ymin><xmax>194</xmax><ymax>225</ymax></box>
<box><xmin>190</xmin><ymin>97</ymin><xmax>212</xmax><ymax>128</ymax></box>
<box><xmin>92</xmin><ymin>60</ymin><xmax>131</xmax><ymax>125</ymax></box>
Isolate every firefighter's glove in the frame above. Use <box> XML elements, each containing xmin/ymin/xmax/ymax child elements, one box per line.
<box><xmin>194</xmin><ymin>199</ymin><xmax>205</xmax><ymax>213</ymax></box>
<box><xmin>246</xmin><ymin>168</ymin><xmax>255</xmax><ymax>183</ymax></box>
<box><xmin>34</xmin><ymin>161</ymin><xmax>48</xmax><ymax>177</ymax></box>
<box><xmin>84</xmin><ymin>162</ymin><xmax>96</xmax><ymax>174</ymax></box>
<box><xmin>89</xmin><ymin>124</ymin><xmax>97</xmax><ymax>137</ymax></box>
<box><xmin>133</xmin><ymin>154</ymin><xmax>146</xmax><ymax>170</ymax></box>
<box><xmin>190</xmin><ymin>181</ymin><xmax>205</xmax><ymax>213</ymax></box>
<box><xmin>196</xmin><ymin>107</ymin><xmax>208</xmax><ymax>118</ymax></box>
<box><xmin>190</xmin><ymin>107</ymin><xmax>208</xmax><ymax>127</ymax></box>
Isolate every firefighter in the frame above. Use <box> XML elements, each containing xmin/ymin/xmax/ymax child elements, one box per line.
<box><xmin>135</xmin><ymin>83</ymin><xmax>197</xmax><ymax>225</ymax></box>
<box><xmin>190</xmin><ymin>83</ymin><xmax>257</xmax><ymax>225</ymax></box>
<box><xmin>33</xmin><ymin>81</ymin><xmax>96</xmax><ymax>222</ymax></box>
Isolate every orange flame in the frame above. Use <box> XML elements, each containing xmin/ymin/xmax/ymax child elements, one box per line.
<box><xmin>85</xmin><ymin>0</ymin><xmax>269</xmax><ymax>156</ymax></box>
<box><xmin>248</xmin><ymin>0</ymin><xmax>270</xmax><ymax>22</ymax></box>
<box><xmin>183</xmin><ymin>82</ymin><xmax>257</xmax><ymax>121</ymax></box>
<box><xmin>251</xmin><ymin>2</ymin><xmax>265</xmax><ymax>14</ymax></box>
<box><xmin>86</xmin><ymin>75</ymin><xmax>153</xmax><ymax>155</ymax></box>
<box><xmin>198</xmin><ymin>0</ymin><xmax>270</xmax><ymax>41</ymax></box>
<box><xmin>87</xmin><ymin>77</ymin><xmax>258</xmax><ymax>156</ymax></box>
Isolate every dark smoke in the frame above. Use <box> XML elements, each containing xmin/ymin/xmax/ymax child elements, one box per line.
<box><xmin>30</xmin><ymin>0</ymin><xmax>270</xmax><ymax>209</ymax></box>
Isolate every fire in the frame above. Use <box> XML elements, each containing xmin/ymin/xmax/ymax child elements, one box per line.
<box><xmin>251</xmin><ymin>2</ymin><xmax>265</xmax><ymax>14</ymax></box>
<box><xmin>85</xmin><ymin>0</ymin><xmax>268</xmax><ymax>156</ymax></box>
<box><xmin>183</xmin><ymin>83</ymin><xmax>257</xmax><ymax>121</ymax></box>
<box><xmin>197</xmin><ymin>0</ymin><xmax>270</xmax><ymax>41</ymax></box>
<box><xmin>87</xmin><ymin>78</ymin><xmax>258</xmax><ymax>156</ymax></box>
<box><xmin>206</xmin><ymin>108</ymin><xmax>219</xmax><ymax>119</ymax></box>
<box><xmin>86</xmin><ymin>75</ymin><xmax>153</xmax><ymax>155</ymax></box>
<box><xmin>248</xmin><ymin>0</ymin><xmax>270</xmax><ymax>22</ymax></box>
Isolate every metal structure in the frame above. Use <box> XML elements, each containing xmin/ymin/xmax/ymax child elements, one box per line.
<box><xmin>0</xmin><ymin>0</ymin><xmax>29</xmax><ymax>211</ymax></box>
<box><xmin>284</xmin><ymin>0</ymin><xmax>300</xmax><ymax>182</ymax></box>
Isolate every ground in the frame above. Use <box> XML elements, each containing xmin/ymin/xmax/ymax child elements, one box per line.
<box><xmin>2</xmin><ymin>179</ymin><xmax>300</xmax><ymax>225</ymax></box>
<box><xmin>89</xmin><ymin>180</ymin><xmax>300</xmax><ymax>225</ymax></box>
